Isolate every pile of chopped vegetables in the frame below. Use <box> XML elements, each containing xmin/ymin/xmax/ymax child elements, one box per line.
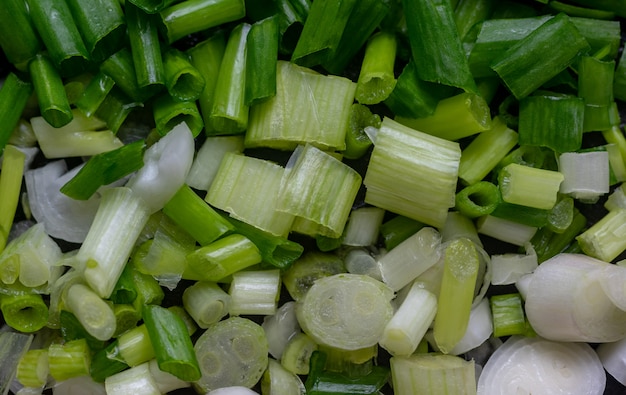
<box><xmin>1</xmin><ymin>0</ymin><xmax>626</xmax><ymax>394</ymax></box>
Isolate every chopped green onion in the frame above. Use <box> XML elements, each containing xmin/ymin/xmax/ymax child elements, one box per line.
<box><xmin>477</xmin><ymin>214</ymin><xmax>538</xmax><ymax>246</ymax></box>
<box><xmin>95</xmin><ymin>87</ymin><xmax>144</xmax><ymax>134</ymax></box>
<box><xmin>261</xmin><ymin>359</ymin><xmax>306</xmax><ymax>395</ymax></box>
<box><xmin>29</xmin><ymin>53</ymin><xmax>73</xmax><ymax>128</ymax></box>
<box><xmin>65</xmin><ymin>0</ymin><xmax>126</xmax><ymax>62</ymax></box>
<box><xmin>205</xmin><ymin>153</ymin><xmax>294</xmax><ymax>237</ymax></box>
<box><xmin>577</xmin><ymin>208</ymin><xmax>626</xmax><ymax>262</ymax></box>
<box><xmin>379</xmin><ymin>215</ymin><xmax>426</xmax><ymax>251</ymax></box>
<box><xmin>229</xmin><ymin>269</ymin><xmax>281</xmax><ymax>316</ymax></box>
<box><xmin>182</xmin><ymin>281</ymin><xmax>230</xmax><ymax>328</ymax></box>
<box><xmin>245</xmin><ymin>16</ymin><xmax>279</xmax><ymax>106</ymax></box>
<box><xmin>0</xmin><ymin>331</ymin><xmax>33</xmax><ymax>395</ymax></box>
<box><xmin>163</xmin><ymin>184</ymin><xmax>234</xmax><ymax>246</ymax></box>
<box><xmin>60</xmin><ymin>140</ymin><xmax>146</xmax><ymax>200</ymax></box>
<box><xmin>282</xmin><ymin>251</ymin><xmax>345</xmax><ymax>301</ymax></box>
<box><xmin>100</xmin><ymin>47</ymin><xmax>159</xmax><ymax>103</ymax></box>
<box><xmin>279</xmin><ymin>145</ymin><xmax>362</xmax><ymax>238</ymax></box>
<box><xmin>208</xmin><ymin>23</ymin><xmax>250</xmax><ymax>134</ymax></box>
<box><xmin>152</xmin><ymin>93</ymin><xmax>204</xmax><ymax>137</ymax></box>
<box><xmin>490</xmin><ymin>201</ymin><xmax>549</xmax><ymax>228</ymax></box>
<box><xmin>245</xmin><ymin>60</ymin><xmax>356</xmax><ymax>151</ymax></box>
<box><xmin>117</xmin><ymin>324</ymin><xmax>155</xmax><ymax>367</ymax></box>
<box><xmin>490</xmin><ymin>293</ymin><xmax>526</xmax><ymax>337</ymax></box>
<box><xmin>363</xmin><ymin>117</ymin><xmax>462</xmax><ymax>228</ymax></box>
<box><xmin>184</xmin><ymin>234</ymin><xmax>262</xmax><ymax>282</ymax></box>
<box><xmin>0</xmin><ymin>0</ymin><xmax>41</xmax><ymax>71</ymax></box>
<box><xmin>0</xmin><ymin>292</ymin><xmax>49</xmax><ymax>333</ymax></box>
<box><xmin>455</xmin><ymin>181</ymin><xmax>501</xmax><ymax>219</ymax></box>
<box><xmin>48</xmin><ymin>338</ymin><xmax>91</xmax><ymax>382</ymax></box>
<box><xmin>158</xmin><ymin>0</ymin><xmax>246</xmax><ymax>44</ymax></box>
<box><xmin>126</xmin><ymin>2</ymin><xmax>165</xmax><ymax>91</ymax></box>
<box><xmin>498</xmin><ymin>163</ymin><xmax>564</xmax><ymax>210</ymax></box>
<box><xmin>558</xmin><ymin>151</ymin><xmax>610</xmax><ymax>202</ymax></box>
<box><xmin>0</xmin><ymin>145</ymin><xmax>26</xmax><ymax>252</ymax></box>
<box><xmin>490</xmin><ymin>13</ymin><xmax>590</xmax><ymax>99</ymax></box>
<box><xmin>163</xmin><ymin>47</ymin><xmax>205</xmax><ymax>102</ymax></box>
<box><xmin>75</xmin><ymin>71</ymin><xmax>116</xmax><ymax>118</ymax></box>
<box><xmin>355</xmin><ymin>31</ymin><xmax>397</xmax><ymax>105</ymax></box>
<box><xmin>142</xmin><ymin>304</ymin><xmax>201</xmax><ymax>381</ymax></box>
<box><xmin>453</xmin><ymin>0</ymin><xmax>495</xmax><ymax>41</ymax></box>
<box><xmin>342</xmin><ymin>207</ymin><xmax>385</xmax><ymax>247</ymax></box>
<box><xmin>104</xmin><ymin>361</ymin><xmax>161</xmax><ymax>394</ymax></box>
<box><xmin>193</xmin><ymin>316</ymin><xmax>269</xmax><ymax>393</ymax></box>
<box><xmin>518</xmin><ymin>93</ymin><xmax>585</xmax><ymax>153</ymax></box>
<box><xmin>280</xmin><ymin>332</ymin><xmax>318</xmax><ymax>375</ymax></box>
<box><xmin>64</xmin><ymin>283</ymin><xmax>117</xmax><ymax>341</ymax></box>
<box><xmin>402</xmin><ymin>0</ymin><xmax>477</xmax><ymax>93</ymax></box>
<box><xmin>490</xmin><ymin>246</ymin><xmax>538</xmax><ymax>285</ymax></box>
<box><xmin>127</xmin><ymin>0</ymin><xmax>179</xmax><ymax>13</ymax></box>
<box><xmin>432</xmin><ymin>238</ymin><xmax>480</xmax><ymax>354</ymax></box>
<box><xmin>186</xmin><ymin>135</ymin><xmax>244</xmax><ymax>191</ymax></box>
<box><xmin>343</xmin><ymin>103</ymin><xmax>379</xmax><ymax>160</ymax></box>
<box><xmin>16</xmin><ymin>349</ymin><xmax>48</xmax><ymax>388</ymax></box>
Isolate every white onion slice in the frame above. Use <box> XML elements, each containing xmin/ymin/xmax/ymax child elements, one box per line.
<box><xmin>477</xmin><ymin>336</ymin><xmax>606</xmax><ymax>395</ymax></box>
<box><xmin>524</xmin><ymin>253</ymin><xmax>626</xmax><ymax>342</ymax></box>
<box><xmin>449</xmin><ymin>298</ymin><xmax>493</xmax><ymax>356</ymax></box>
<box><xmin>597</xmin><ymin>337</ymin><xmax>626</xmax><ymax>386</ymax></box>
<box><xmin>126</xmin><ymin>122</ymin><xmax>194</xmax><ymax>213</ymax></box>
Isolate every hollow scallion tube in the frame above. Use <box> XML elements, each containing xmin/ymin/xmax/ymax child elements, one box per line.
<box><xmin>96</xmin><ymin>87</ymin><xmax>144</xmax><ymax>134</ymax></box>
<box><xmin>104</xmin><ymin>361</ymin><xmax>161</xmax><ymax>394</ymax></box>
<box><xmin>209</xmin><ymin>23</ymin><xmax>251</xmax><ymax>134</ymax></box>
<box><xmin>142</xmin><ymin>304</ymin><xmax>201</xmax><ymax>381</ymax></box>
<box><xmin>395</xmin><ymin>92</ymin><xmax>492</xmax><ymax>141</ymax></box>
<box><xmin>152</xmin><ymin>93</ymin><xmax>204</xmax><ymax>137</ymax></box>
<box><xmin>65</xmin><ymin>0</ymin><xmax>126</xmax><ymax>62</ymax></box>
<box><xmin>578</xmin><ymin>56</ymin><xmax>616</xmax><ymax>132</ymax></box>
<box><xmin>558</xmin><ymin>151</ymin><xmax>610</xmax><ymax>202</ymax></box>
<box><xmin>0</xmin><ymin>145</ymin><xmax>26</xmax><ymax>252</ymax></box>
<box><xmin>282</xmin><ymin>251</ymin><xmax>345</xmax><ymax>301</ymax></box>
<box><xmin>182</xmin><ymin>281</ymin><xmax>230</xmax><ymax>328</ymax></box>
<box><xmin>380</xmin><ymin>215</ymin><xmax>426</xmax><ymax>251</ymax></box>
<box><xmin>355</xmin><ymin>31</ymin><xmax>397</xmax><ymax>105</ymax></box>
<box><xmin>29</xmin><ymin>53</ymin><xmax>73</xmax><ymax>128</ymax></box>
<box><xmin>0</xmin><ymin>0</ymin><xmax>41</xmax><ymax>70</ymax></box>
<box><xmin>0</xmin><ymin>292</ymin><xmax>49</xmax><ymax>333</ymax></box>
<box><xmin>184</xmin><ymin>234</ymin><xmax>262</xmax><ymax>282</ymax></box>
<box><xmin>490</xmin><ymin>13</ymin><xmax>590</xmax><ymax>99</ymax></box>
<box><xmin>187</xmin><ymin>31</ymin><xmax>226</xmax><ymax>136</ymax></box>
<box><xmin>577</xmin><ymin>208</ymin><xmax>626</xmax><ymax>262</ymax></box>
<box><xmin>343</xmin><ymin>103</ymin><xmax>379</xmax><ymax>160</ymax></box>
<box><xmin>64</xmin><ymin>283</ymin><xmax>117</xmax><ymax>341</ymax></box>
<box><xmin>162</xmin><ymin>185</ymin><xmax>234</xmax><ymax>246</ymax></box>
<box><xmin>245</xmin><ymin>16</ymin><xmax>279</xmax><ymax>106</ymax></box>
<box><xmin>48</xmin><ymin>339</ymin><xmax>90</xmax><ymax>382</ymax></box>
<box><xmin>126</xmin><ymin>2</ymin><xmax>165</xmax><ymax>91</ymax></box>
<box><xmin>342</xmin><ymin>206</ymin><xmax>386</xmax><ymax>247</ymax></box>
<box><xmin>458</xmin><ymin>116</ymin><xmax>519</xmax><ymax>185</ymax></box>
<box><xmin>16</xmin><ymin>349</ymin><xmax>48</xmax><ymax>388</ymax></box>
<box><xmin>26</xmin><ymin>0</ymin><xmax>90</xmax><ymax>75</ymax></box>
<box><xmin>117</xmin><ymin>324</ymin><xmax>155</xmax><ymax>367</ymax></box>
<box><xmin>455</xmin><ymin>181</ymin><xmax>500</xmax><ymax>219</ymax></box>
<box><xmin>477</xmin><ymin>215</ymin><xmax>538</xmax><ymax>246</ymax></box>
<box><xmin>490</xmin><ymin>293</ymin><xmax>526</xmax><ymax>338</ymax></box>
<box><xmin>498</xmin><ymin>163</ymin><xmax>564</xmax><ymax>210</ymax></box>
<box><xmin>163</xmin><ymin>47</ymin><xmax>205</xmax><ymax>102</ymax></box>
<box><xmin>60</xmin><ymin>140</ymin><xmax>146</xmax><ymax>200</ymax></box>
<box><xmin>490</xmin><ymin>202</ymin><xmax>549</xmax><ymax>228</ymax></box>
<box><xmin>453</xmin><ymin>0</ymin><xmax>495</xmax><ymax>41</ymax></box>
<box><xmin>100</xmin><ymin>47</ymin><xmax>160</xmax><ymax>103</ymax></box>
<box><xmin>433</xmin><ymin>238</ymin><xmax>480</xmax><ymax>354</ymax></box>
<box><xmin>59</xmin><ymin>310</ymin><xmax>108</xmax><ymax>351</ymax></box>
<box><xmin>185</xmin><ymin>135</ymin><xmax>244</xmax><ymax>191</ymax></box>
<box><xmin>75</xmin><ymin>71</ymin><xmax>115</xmax><ymax>117</ymax></box>
<box><xmin>229</xmin><ymin>269</ymin><xmax>281</xmax><ymax>316</ymax></box>
<box><xmin>159</xmin><ymin>0</ymin><xmax>246</xmax><ymax>44</ymax></box>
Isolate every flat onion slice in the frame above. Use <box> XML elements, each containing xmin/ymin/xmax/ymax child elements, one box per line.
<box><xmin>477</xmin><ymin>336</ymin><xmax>605</xmax><ymax>395</ymax></box>
<box><xmin>296</xmin><ymin>273</ymin><xmax>394</xmax><ymax>350</ymax></box>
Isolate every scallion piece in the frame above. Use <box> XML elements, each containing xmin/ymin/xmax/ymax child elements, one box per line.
<box><xmin>379</xmin><ymin>215</ymin><xmax>426</xmax><ymax>251</ymax></box>
<box><xmin>104</xmin><ymin>361</ymin><xmax>161</xmax><ymax>395</ymax></box>
<box><xmin>498</xmin><ymin>163</ymin><xmax>564</xmax><ymax>210</ymax></box>
<box><xmin>142</xmin><ymin>304</ymin><xmax>201</xmax><ymax>381</ymax></box>
<box><xmin>158</xmin><ymin>0</ymin><xmax>246</xmax><ymax>44</ymax></box>
<box><xmin>100</xmin><ymin>47</ymin><xmax>159</xmax><ymax>103</ymax></box>
<box><xmin>245</xmin><ymin>60</ymin><xmax>356</xmax><ymax>151</ymax></box>
<box><xmin>402</xmin><ymin>0</ymin><xmax>477</xmax><ymax>93</ymax></box>
<box><xmin>245</xmin><ymin>16</ymin><xmax>279</xmax><ymax>106</ymax></box>
<box><xmin>490</xmin><ymin>201</ymin><xmax>549</xmax><ymax>228</ymax></box>
<box><xmin>162</xmin><ymin>184</ymin><xmax>234</xmax><ymax>246</ymax></box>
<box><xmin>185</xmin><ymin>234</ymin><xmax>262</xmax><ymax>282</ymax></box>
<box><xmin>163</xmin><ymin>47</ymin><xmax>205</xmax><ymax>102</ymax></box>
<box><xmin>432</xmin><ymin>238</ymin><xmax>480</xmax><ymax>354</ymax></box>
<box><xmin>343</xmin><ymin>103</ymin><xmax>379</xmax><ymax>160</ymax></box>
<box><xmin>290</xmin><ymin>0</ymin><xmax>356</xmax><ymax>68</ymax></box>
<box><xmin>477</xmin><ymin>214</ymin><xmax>538</xmax><ymax>246</ymax></box>
<box><xmin>229</xmin><ymin>269</ymin><xmax>281</xmax><ymax>316</ymax></box>
<box><xmin>0</xmin><ymin>292</ymin><xmax>49</xmax><ymax>333</ymax></box>
<box><xmin>26</xmin><ymin>0</ymin><xmax>90</xmax><ymax>75</ymax></box>
<box><xmin>126</xmin><ymin>2</ymin><xmax>165</xmax><ymax>91</ymax></box>
<box><xmin>363</xmin><ymin>117</ymin><xmax>462</xmax><ymax>228</ymax></box>
<box><xmin>0</xmin><ymin>145</ymin><xmax>26</xmax><ymax>252</ymax></box>
<box><xmin>193</xmin><ymin>316</ymin><xmax>269</xmax><ymax>393</ymax></box>
<box><xmin>282</xmin><ymin>251</ymin><xmax>345</xmax><ymax>301</ymax></box>
<box><xmin>578</xmin><ymin>56</ymin><xmax>616</xmax><ymax>132</ymax></box>
<box><xmin>453</xmin><ymin>0</ymin><xmax>495</xmax><ymax>41</ymax></box>
<box><xmin>75</xmin><ymin>71</ymin><xmax>115</xmax><ymax>118</ymax></box>
<box><xmin>60</xmin><ymin>140</ymin><xmax>146</xmax><ymax>200</ymax></box>
<box><xmin>261</xmin><ymin>359</ymin><xmax>306</xmax><ymax>395</ymax></box>
<box><xmin>29</xmin><ymin>53</ymin><xmax>73</xmax><ymax>128</ymax></box>
<box><xmin>186</xmin><ymin>136</ymin><xmax>244</xmax><ymax>191</ymax></box>
<box><xmin>558</xmin><ymin>151</ymin><xmax>610</xmax><ymax>202</ymax></box>
<box><xmin>206</xmin><ymin>152</ymin><xmax>294</xmax><ymax>237</ymax></box>
<box><xmin>355</xmin><ymin>31</ymin><xmax>397</xmax><ymax>105</ymax></box>
<box><xmin>0</xmin><ymin>0</ymin><xmax>41</xmax><ymax>71</ymax></box>
<box><xmin>455</xmin><ymin>181</ymin><xmax>501</xmax><ymax>219</ymax></box>
<box><xmin>48</xmin><ymin>338</ymin><xmax>91</xmax><ymax>382</ymax></box>
<box><xmin>65</xmin><ymin>0</ymin><xmax>126</xmax><ymax>62</ymax></box>
<box><xmin>16</xmin><ymin>349</ymin><xmax>48</xmax><ymax>388</ymax></box>
<box><xmin>116</xmin><ymin>324</ymin><xmax>155</xmax><ymax>367</ymax></box>
<box><xmin>153</xmin><ymin>93</ymin><xmax>204</xmax><ymax>137</ymax></box>
<box><xmin>0</xmin><ymin>73</ymin><xmax>33</xmax><ymax>153</ymax></box>
<box><xmin>490</xmin><ymin>293</ymin><xmax>526</xmax><ymax>337</ymax></box>
<box><xmin>0</xmin><ymin>331</ymin><xmax>33</xmax><ymax>395</ymax></box>
<box><xmin>490</xmin><ymin>13</ymin><xmax>590</xmax><ymax>99</ymax></box>
<box><xmin>577</xmin><ymin>208</ymin><xmax>626</xmax><ymax>262</ymax></box>
<box><xmin>182</xmin><ymin>281</ymin><xmax>230</xmax><ymax>328</ymax></box>
<box><xmin>127</xmin><ymin>0</ymin><xmax>179</xmax><ymax>13</ymax></box>
<box><xmin>279</xmin><ymin>144</ymin><xmax>362</xmax><ymax>238</ymax></box>
<box><xmin>615</xmin><ymin>46</ymin><xmax>626</xmax><ymax>102</ymax></box>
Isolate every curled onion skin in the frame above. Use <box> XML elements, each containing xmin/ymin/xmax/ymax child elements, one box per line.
<box><xmin>477</xmin><ymin>336</ymin><xmax>605</xmax><ymax>395</ymax></box>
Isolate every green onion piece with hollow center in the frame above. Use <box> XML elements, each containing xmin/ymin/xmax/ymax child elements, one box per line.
<box><xmin>26</xmin><ymin>0</ymin><xmax>90</xmax><ymax>76</ymax></box>
<box><xmin>126</xmin><ymin>2</ymin><xmax>165</xmax><ymax>91</ymax></box>
<box><xmin>498</xmin><ymin>163</ymin><xmax>564</xmax><ymax>210</ymax></box>
<box><xmin>279</xmin><ymin>144</ymin><xmax>362</xmax><ymax>238</ymax></box>
<box><xmin>48</xmin><ymin>338</ymin><xmax>91</xmax><ymax>382</ymax></box>
<box><xmin>390</xmin><ymin>353</ymin><xmax>475</xmax><ymax>395</ymax></box>
<box><xmin>182</xmin><ymin>281</ymin><xmax>230</xmax><ymax>328</ymax></box>
<box><xmin>577</xmin><ymin>208</ymin><xmax>626</xmax><ymax>262</ymax></box>
<box><xmin>229</xmin><ymin>269</ymin><xmax>281</xmax><ymax>316</ymax></box>
<box><xmin>455</xmin><ymin>181</ymin><xmax>501</xmax><ymax>219</ymax></box>
<box><xmin>60</xmin><ymin>140</ymin><xmax>146</xmax><ymax>201</ymax></box>
<box><xmin>380</xmin><ymin>215</ymin><xmax>426</xmax><ymax>251</ymax></box>
<box><xmin>205</xmin><ymin>152</ymin><xmax>294</xmax><ymax>238</ymax></box>
<box><xmin>355</xmin><ymin>31</ymin><xmax>397</xmax><ymax>105</ymax></box>
<box><xmin>163</xmin><ymin>184</ymin><xmax>234</xmax><ymax>246</ymax></box>
<box><xmin>0</xmin><ymin>74</ymin><xmax>33</xmax><ymax>154</ymax></box>
<box><xmin>245</xmin><ymin>60</ymin><xmax>356</xmax><ymax>151</ymax></box>
<box><xmin>64</xmin><ymin>283</ymin><xmax>117</xmax><ymax>341</ymax></box>
<box><xmin>343</xmin><ymin>103</ymin><xmax>380</xmax><ymax>160</ymax></box>
<box><xmin>159</xmin><ymin>0</ymin><xmax>246</xmax><ymax>44</ymax></box>
<box><xmin>490</xmin><ymin>293</ymin><xmax>526</xmax><ymax>338</ymax></box>
<box><xmin>75</xmin><ymin>71</ymin><xmax>115</xmax><ymax>118</ymax></box>
<box><xmin>282</xmin><ymin>251</ymin><xmax>345</xmax><ymax>301</ymax></box>
<box><xmin>193</xmin><ymin>316</ymin><xmax>269</xmax><ymax>393</ymax></box>
<box><xmin>96</xmin><ymin>87</ymin><xmax>145</xmax><ymax>135</ymax></box>
<box><xmin>142</xmin><ymin>304</ymin><xmax>201</xmax><ymax>381</ymax></box>
<box><xmin>364</xmin><ymin>117</ymin><xmax>461</xmax><ymax>228</ymax></box>
<box><xmin>0</xmin><ymin>145</ymin><xmax>26</xmax><ymax>253</ymax></box>
<box><xmin>454</xmin><ymin>0</ymin><xmax>495</xmax><ymax>42</ymax></box>
<box><xmin>0</xmin><ymin>292</ymin><xmax>49</xmax><ymax>333</ymax></box>
<box><xmin>152</xmin><ymin>93</ymin><xmax>204</xmax><ymax>137</ymax></box>
<box><xmin>65</xmin><ymin>0</ymin><xmax>126</xmax><ymax>62</ymax></box>
<box><xmin>490</xmin><ymin>13</ymin><xmax>590</xmax><ymax>99</ymax></box>
<box><xmin>163</xmin><ymin>47</ymin><xmax>205</xmax><ymax>102</ymax></box>
<box><xmin>100</xmin><ymin>47</ymin><xmax>160</xmax><ymax>103</ymax></box>
<box><xmin>402</xmin><ymin>0</ymin><xmax>477</xmax><ymax>93</ymax></box>
<box><xmin>433</xmin><ymin>238</ymin><xmax>480</xmax><ymax>354</ymax></box>
<box><xmin>16</xmin><ymin>349</ymin><xmax>48</xmax><ymax>388</ymax></box>
<box><xmin>29</xmin><ymin>53</ymin><xmax>74</xmax><ymax>128</ymax></box>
